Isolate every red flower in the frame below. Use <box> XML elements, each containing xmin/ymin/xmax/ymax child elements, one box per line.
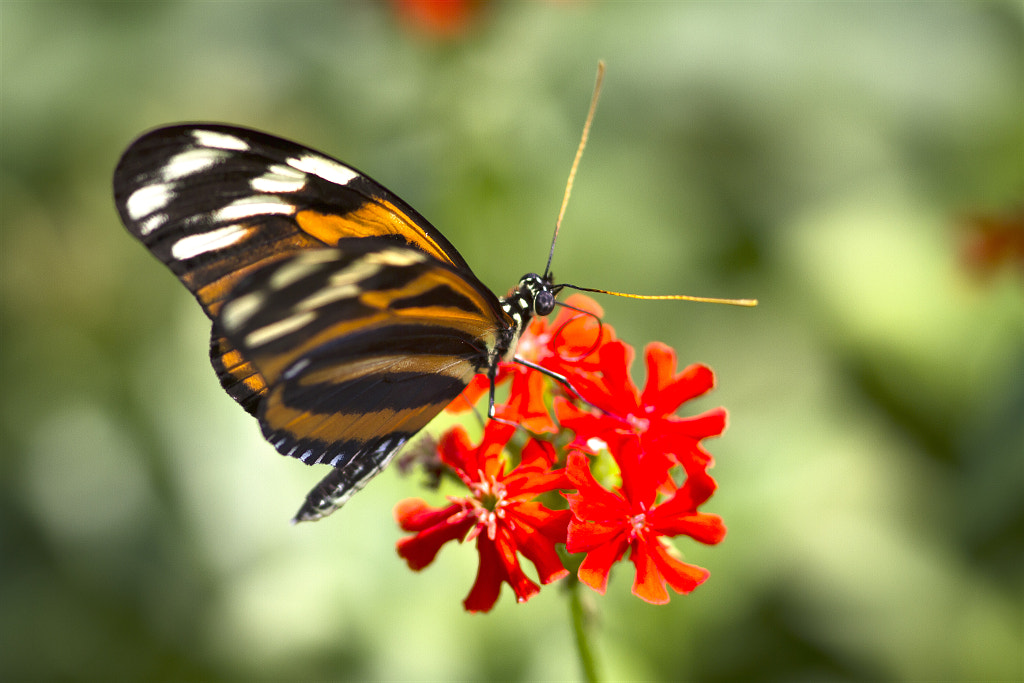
<box><xmin>394</xmin><ymin>422</ymin><xmax>571</xmax><ymax>612</ymax></box>
<box><xmin>565</xmin><ymin>443</ymin><xmax>727</xmax><ymax>604</ymax></box>
<box><xmin>391</xmin><ymin>0</ymin><xmax>486</xmax><ymax>38</ymax></box>
<box><xmin>557</xmin><ymin>341</ymin><xmax>726</xmax><ymax>480</ymax></box>
<box><xmin>961</xmin><ymin>208</ymin><xmax>1024</xmax><ymax>277</ymax></box>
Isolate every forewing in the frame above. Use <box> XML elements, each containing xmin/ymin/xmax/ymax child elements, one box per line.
<box><xmin>113</xmin><ymin>123</ymin><xmax>473</xmax><ymax>413</ymax></box>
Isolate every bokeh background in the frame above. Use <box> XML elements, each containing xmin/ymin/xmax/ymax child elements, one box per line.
<box><xmin>2</xmin><ymin>2</ymin><xmax>1021</xmax><ymax>681</ymax></box>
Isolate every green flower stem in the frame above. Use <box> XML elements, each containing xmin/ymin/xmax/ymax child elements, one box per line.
<box><xmin>568</xmin><ymin>577</ymin><xmax>601</xmax><ymax>683</ymax></box>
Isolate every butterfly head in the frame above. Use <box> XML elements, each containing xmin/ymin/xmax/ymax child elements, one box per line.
<box><xmin>515</xmin><ymin>272</ymin><xmax>558</xmax><ymax>317</ymax></box>
<box><xmin>498</xmin><ymin>272</ymin><xmax>557</xmax><ymax>346</ymax></box>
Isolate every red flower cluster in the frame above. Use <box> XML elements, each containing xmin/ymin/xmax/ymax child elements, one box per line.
<box><xmin>394</xmin><ymin>295</ymin><xmax>728</xmax><ymax>611</ymax></box>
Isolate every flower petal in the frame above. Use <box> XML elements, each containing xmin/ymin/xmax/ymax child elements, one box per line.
<box><xmin>567</xmin><ymin>516</ymin><xmax>626</xmax><ymax>553</ymax></box>
<box><xmin>565</xmin><ymin>452</ymin><xmax>629</xmax><ymax>522</ymax></box>
<box><xmin>648</xmin><ymin>539</ymin><xmax>711</xmax><ymax>595</ymax></box>
<box><xmin>395</xmin><ymin>505</ymin><xmax>475</xmax><ymax>570</ymax></box>
<box><xmin>577</xmin><ymin>538</ymin><xmax>627</xmax><ymax>594</ymax></box>
<box><xmin>664</xmin><ymin>407</ymin><xmax>728</xmax><ymax>441</ymax></box>
<box><xmin>596</xmin><ymin>341</ymin><xmax>640</xmax><ymax>411</ymax></box>
<box><xmin>393</xmin><ymin>498</ymin><xmax>461</xmax><ymax>532</ymax></box>
<box><xmin>463</xmin><ymin>527</ymin><xmax>542</xmax><ymax>612</ymax></box>
<box><xmin>498</xmin><ymin>370</ymin><xmax>558</xmax><ymax>433</ymax></box>
<box><xmin>463</xmin><ymin>534</ymin><xmax>509</xmax><ymax>612</ymax></box>
<box><xmin>508</xmin><ymin>513</ymin><xmax>570</xmax><ymax>584</ymax></box>
<box><xmin>639</xmin><ymin>342</ymin><xmax>678</xmax><ymax>407</ymax></box>
<box><xmin>445</xmin><ymin>374</ymin><xmax>491</xmax><ymax>414</ymax></box>
<box><xmin>648</xmin><ymin>361</ymin><xmax>716</xmax><ymax>416</ymax></box>
<box><xmin>629</xmin><ymin>538</ymin><xmax>670</xmax><ymax>604</ymax></box>
<box><xmin>437</xmin><ymin>425</ymin><xmax>475</xmax><ymax>477</ymax></box>
<box><xmin>654</xmin><ymin>511</ymin><xmax>727</xmax><ymax>545</ymax></box>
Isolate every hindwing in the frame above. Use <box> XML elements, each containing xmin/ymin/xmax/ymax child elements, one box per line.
<box><xmin>214</xmin><ymin>240</ymin><xmax>512</xmax><ymax>519</ymax></box>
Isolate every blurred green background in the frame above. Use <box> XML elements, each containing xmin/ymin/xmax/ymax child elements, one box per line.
<box><xmin>2</xmin><ymin>2</ymin><xmax>1022</xmax><ymax>681</ymax></box>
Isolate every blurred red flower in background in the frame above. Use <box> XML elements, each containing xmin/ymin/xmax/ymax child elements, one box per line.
<box><xmin>392</xmin><ymin>0</ymin><xmax>486</xmax><ymax>38</ymax></box>
<box><xmin>961</xmin><ymin>208</ymin><xmax>1024</xmax><ymax>278</ymax></box>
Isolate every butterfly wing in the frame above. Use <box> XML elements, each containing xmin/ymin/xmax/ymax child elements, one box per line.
<box><xmin>113</xmin><ymin>124</ymin><xmax>515</xmax><ymax>519</ymax></box>
<box><xmin>113</xmin><ymin>124</ymin><xmax>473</xmax><ymax>414</ymax></box>
<box><xmin>215</xmin><ymin>241</ymin><xmax>511</xmax><ymax>519</ymax></box>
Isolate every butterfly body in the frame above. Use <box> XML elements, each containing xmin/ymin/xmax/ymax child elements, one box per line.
<box><xmin>114</xmin><ymin>124</ymin><xmax>554</xmax><ymax>521</ymax></box>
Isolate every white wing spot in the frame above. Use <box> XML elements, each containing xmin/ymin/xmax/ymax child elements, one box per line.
<box><xmin>138</xmin><ymin>213</ymin><xmax>168</xmax><ymax>236</ymax></box>
<box><xmin>367</xmin><ymin>248</ymin><xmax>427</xmax><ymax>267</ymax></box>
<box><xmin>268</xmin><ymin>163</ymin><xmax>305</xmax><ymax>179</ymax></box>
<box><xmin>296</xmin><ymin>259</ymin><xmax>382</xmax><ymax>311</ymax></box>
<box><xmin>171</xmin><ymin>225</ymin><xmax>252</xmax><ymax>260</ymax></box>
<box><xmin>245</xmin><ymin>311</ymin><xmax>316</xmax><ymax>348</ymax></box>
<box><xmin>282</xmin><ymin>357</ymin><xmax>311</xmax><ymax>380</ymax></box>
<box><xmin>126</xmin><ymin>183</ymin><xmax>173</xmax><ymax>221</ymax></box>
<box><xmin>214</xmin><ymin>195</ymin><xmax>295</xmax><ymax>222</ymax></box>
<box><xmin>297</xmin><ymin>282</ymin><xmax>360</xmax><ymax>310</ymax></box>
<box><xmin>251</xmin><ymin>164</ymin><xmax>307</xmax><ymax>194</ymax></box>
<box><xmin>192</xmin><ymin>129</ymin><xmax>250</xmax><ymax>151</ymax></box>
<box><xmin>269</xmin><ymin>251</ymin><xmax>339</xmax><ymax>290</ymax></box>
<box><xmin>287</xmin><ymin>154</ymin><xmax>358</xmax><ymax>186</ymax></box>
<box><xmin>220</xmin><ymin>291</ymin><xmax>265</xmax><ymax>332</ymax></box>
<box><xmin>161</xmin><ymin>148</ymin><xmax>229</xmax><ymax>181</ymax></box>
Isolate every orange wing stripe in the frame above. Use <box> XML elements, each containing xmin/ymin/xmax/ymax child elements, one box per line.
<box><xmin>263</xmin><ymin>394</ymin><xmax>452</xmax><ymax>446</ymax></box>
<box><xmin>296</xmin><ymin>204</ymin><xmax>457</xmax><ymax>267</ymax></box>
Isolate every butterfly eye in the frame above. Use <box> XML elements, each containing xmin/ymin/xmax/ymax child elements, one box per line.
<box><xmin>535</xmin><ymin>290</ymin><xmax>555</xmax><ymax>316</ymax></box>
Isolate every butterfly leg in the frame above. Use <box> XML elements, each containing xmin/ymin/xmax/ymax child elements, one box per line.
<box><xmin>510</xmin><ymin>356</ymin><xmax>602</xmax><ymax>411</ymax></box>
<box><xmin>485</xmin><ymin>364</ymin><xmax>518</xmax><ymax>427</ymax></box>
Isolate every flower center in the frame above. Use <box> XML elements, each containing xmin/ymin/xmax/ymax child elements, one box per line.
<box><xmin>627</xmin><ymin>511</ymin><xmax>649</xmax><ymax>542</ymax></box>
<box><xmin>627</xmin><ymin>413</ymin><xmax>650</xmax><ymax>432</ymax></box>
<box><xmin>469</xmin><ymin>476</ymin><xmax>508</xmax><ymax>540</ymax></box>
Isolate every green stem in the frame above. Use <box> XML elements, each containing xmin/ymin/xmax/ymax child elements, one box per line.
<box><xmin>568</xmin><ymin>578</ymin><xmax>601</xmax><ymax>683</ymax></box>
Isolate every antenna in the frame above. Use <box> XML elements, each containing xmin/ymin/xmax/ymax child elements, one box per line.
<box><xmin>544</xmin><ymin>61</ymin><xmax>605</xmax><ymax>280</ymax></box>
<box><xmin>557</xmin><ymin>283</ymin><xmax>757</xmax><ymax>307</ymax></box>
<box><xmin>543</xmin><ymin>62</ymin><xmax>758</xmax><ymax>309</ymax></box>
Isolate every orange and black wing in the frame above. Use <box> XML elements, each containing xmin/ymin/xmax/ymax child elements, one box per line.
<box><xmin>113</xmin><ymin>124</ymin><xmax>473</xmax><ymax>414</ymax></box>
<box><xmin>214</xmin><ymin>241</ymin><xmax>510</xmax><ymax>520</ymax></box>
<box><xmin>113</xmin><ymin>124</ymin><xmax>519</xmax><ymax>520</ymax></box>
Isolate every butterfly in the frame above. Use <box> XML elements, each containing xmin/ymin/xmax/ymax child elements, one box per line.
<box><xmin>113</xmin><ymin>67</ymin><xmax>755</xmax><ymax>524</ymax></box>
<box><xmin>113</xmin><ymin>122</ymin><xmax>573</xmax><ymax>522</ymax></box>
